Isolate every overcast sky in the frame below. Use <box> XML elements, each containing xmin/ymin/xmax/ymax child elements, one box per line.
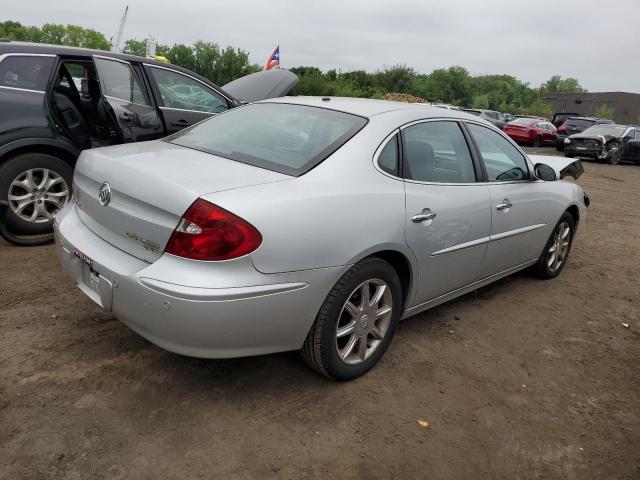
<box><xmin>4</xmin><ymin>0</ymin><xmax>639</xmax><ymax>92</ymax></box>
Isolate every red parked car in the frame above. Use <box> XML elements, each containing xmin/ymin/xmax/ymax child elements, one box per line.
<box><xmin>503</xmin><ymin>117</ymin><xmax>557</xmax><ymax>147</ymax></box>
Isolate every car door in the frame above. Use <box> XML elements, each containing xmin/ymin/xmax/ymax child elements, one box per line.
<box><xmin>622</xmin><ymin>128</ymin><xmax>640</xmax><ymax>162</ymax></box>
<box><xmin>465</xmin><ymin>122</ymin><xmax>553</xmax><ymax>278</ymax></box>
<box><xmin>92</xmin><ymin>55</ymin><xmax>163</xmax><ymax>142</ymax></box>
<box><xmin>145</xmin><ymin>64</ymin><xmax>232</xmax><ymax>134</ymax></box>
<box><xmin>401</xmin><ymin>120</ymin><xmax>492</xmax><ymax>306</ymax></box>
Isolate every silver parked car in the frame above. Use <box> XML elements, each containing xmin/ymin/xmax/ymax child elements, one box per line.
<box><xmin>54</xmin><ymin>97</ymin><xmax>589</xmax><ymax>380</ymax></box>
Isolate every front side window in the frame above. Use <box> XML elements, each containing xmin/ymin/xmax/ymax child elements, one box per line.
<box><xmin>169</xmin><ymin>103</ymin><xmax>368</xmax><ymax>176</ymax></box>
<box><xmin>467</xmin><ymin>123</ymin><xmax>529</xmax><ymax>181</ymax></box>
<box><xmin>149</xmin><ymin>67</ymin><xmax>228</xmax><ymax>114</ymax></box>
<box><xmin>94</xmin><ymin>58</ymin><xmax>148</xmax><ymax>105</ymax></box>
<box><xmin>0</xmin><ymin>55</ymin><xmax>53</xmax><ymax>91</ymax></box>
<box><xmin>402</xmin><ymin>121</ymin><xmax>476</xmax><ymax>183</ymax></box>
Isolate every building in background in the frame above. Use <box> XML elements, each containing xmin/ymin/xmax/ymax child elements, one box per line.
<box><xmin>542</xmin><ymin>92</ymin><xmax>640</xmax><ymax>125</ymax></box>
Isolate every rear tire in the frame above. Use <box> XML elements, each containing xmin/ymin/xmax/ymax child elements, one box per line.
<box><xmin>532</xmin><ymin>212</ymin><xmax>575</xmax><ymax>279</ymax></box>
<box><xmin>0</xmin><ymin>153</ymin><xmax>73</xmax><ymax>235</ymax></box>
<box><xmin>301</xmin><ymin>257</ymin><xmax>402</xmax><ymax>381</ymax></box>
<box><xmin>531</xmin><ymin>136</ymin><xmax>541</xmax><ymax>148</ymax></box>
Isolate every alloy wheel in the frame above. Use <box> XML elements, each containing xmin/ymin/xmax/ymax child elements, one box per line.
<box><xmin>335</xmin><ymin>278</ymin><xmax>393</xmax><ymax>365</ymax></box>
<box><xmin>8</xmin><ymin>168</ymin><xmax>70</xmax><ymax>223</ymax></box>
<box><xmin>547</xmin><ymin>221</ymin><xmax>571</xmax><ymax>272</ymax></box>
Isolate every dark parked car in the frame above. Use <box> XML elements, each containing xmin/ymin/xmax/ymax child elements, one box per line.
<box><xmin>552</xmin><ymin>112</ymin><xmax>582</xmax><ymax>128</ymax></box>
<box><xmin>503</xmin><ymin>117</ymin><xmax>557</xmax><ymax>147</ymax></box>
<box><xmin>564</xmin><ymin>124</ymin><xmax>640</xmax><ymax>165</ymax></box>
<box><xmin>555</xmin><ymin>116</ymin><xmax>613</xmax><ymax>151</ymax></box>
<box><xmin>0</xmin><ymin>41</ymin><xmax>297</xmax><ymax>235</ymax></box>
<box><xmin>461</xmin><ymin>109</ymin><xmax>507</xmax><ymax>130</ymax></box>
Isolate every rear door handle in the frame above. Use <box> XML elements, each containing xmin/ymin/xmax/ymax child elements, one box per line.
<box><xmin>171</xmin><ymin>119</ymin><xmax>190</xmax><ymax>127</ymax></box>
<box><xmin>412</xmin><ymin>211</ymin><xmax>437</xmax><ymax>223</ymax></box>
<box><xmin>496</xmin><ymin>199</ymin><xmax>513</xmax><ymax>211</ymax></box>
<box><xmin>118</xmin><ymin>112</ymin><xmax>135</xmax><ymax>124</ymax></box>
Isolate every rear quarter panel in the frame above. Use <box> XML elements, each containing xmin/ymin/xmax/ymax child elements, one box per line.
<box><xmin>201</xmin><ymin>113</ymin><xmax>416</xmax><ymax>274</ymax></box>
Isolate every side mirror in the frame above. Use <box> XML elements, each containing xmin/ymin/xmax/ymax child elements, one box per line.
<box><xmin>534</xmin><ymin>163</ymin><xmax>557</xmax><ymax>181</ymax></box>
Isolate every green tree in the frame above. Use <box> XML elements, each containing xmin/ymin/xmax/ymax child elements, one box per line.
<box><xmin>122</xmin><ymin>39</ymin><xmax>147</xmax><ymax>56</ymax></box>
<box><xmin>374</xmin><ymin>65</ymin><xmax>415</xmax><ymax>93</ymax></box>
<box><xmin>540</xmin><ymin>75</ymin><xmax>586</xmax><ymax>94</ymax></box>
<box><xmin>593</xmin><ymin>104</ymin><xmax>615</xmax><ymax>120</ymax></box>
<box><xmin>472</xmin><ymin>94</ymin><xmax>490</xmax><ymax>109</ymax></box>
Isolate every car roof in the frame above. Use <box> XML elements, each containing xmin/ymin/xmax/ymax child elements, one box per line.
<box><xmin>263</xmin><ymin>96</ymin><xmax>482</xmax><ymax>120</ymax></box>
<box><xmin>0</xmin><ymin>41</ymin><xmax>230</xmax><ymax>96</ymax></box>
<box><xmin>0</xmin><ymin>41</ymin><xmax>171</xmax><ymax>67</ymax></box>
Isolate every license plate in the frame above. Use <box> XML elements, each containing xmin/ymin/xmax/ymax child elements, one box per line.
<box><xmin>87</xmin><ymin>268</ymin><xmax>100</xmax><ymax>294</ymax></box>
<box><xmin>74</xmin><ymin>248</ymin><xmax>92</xmax><ymax>266</ymax></box>
<box><xmin>576</xmin><ymin>147</ymin><xmax>586</xmax><ymax>150</ymax></box>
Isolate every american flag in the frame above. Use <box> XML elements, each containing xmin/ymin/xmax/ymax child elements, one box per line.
<box><xmin>264</xmin><ymin>46</ymin><xmax>280</xmax><ymax>70</ymax></box>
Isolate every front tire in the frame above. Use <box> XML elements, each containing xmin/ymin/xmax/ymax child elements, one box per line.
<box><xmin>532</xmin><ymin>212</ymin><xmax>575</xmax><ymax>279</ymax></box>
<box><xmin>301</xmin><ymin>257</ymin><xmax>402</xmax><ymax>381</ymax></box>
<box><xmin>0</xmin><ymin>153</ymin><xmax>73</xmax><ymax>235</ymax></box>
<box><xmin>531</xmin><ymin>136</ymin><xmax>541</xmax><ymax>148</ymax></box>
<box><xmin>606</xmin><ymin>150</ymin><xmax>622</xmax><ymax>165</ymax></box>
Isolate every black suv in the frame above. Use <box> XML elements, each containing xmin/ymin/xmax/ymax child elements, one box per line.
<box><xmin>555</xmin><ymin>116</ymin><xmax>613</xmax><ymax>151</ymax></box>
<box><xmin>0</xmin><ymin>41</ymin><xmax>297</xmax><ymax>235</ymax></box>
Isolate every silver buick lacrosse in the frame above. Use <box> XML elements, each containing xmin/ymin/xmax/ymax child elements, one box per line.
<box><xmin>55</xmin><ymin>97</ymin><xmax>588</xmax><ymax>380</ymax></box>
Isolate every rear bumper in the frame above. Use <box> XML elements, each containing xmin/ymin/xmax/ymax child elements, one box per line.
<box><xmin>54</xmin><ymin>203</ymin><xmax>345</xmax><ymax>358</ymax></box>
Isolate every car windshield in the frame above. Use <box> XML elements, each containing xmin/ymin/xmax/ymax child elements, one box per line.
<box><xmin>581</xmin><ymin>125</ymin><xmax>627</xmax><ymax>137</ymax></box>
<box><xmin>512</xmin><ymin>118</ymin><xmax>537</xmax><ymax>125</ymax></box>
<box><xmin>168</xmin><ymin>103</ymin><xmax>368</xmax><ymax>176</ymax></box>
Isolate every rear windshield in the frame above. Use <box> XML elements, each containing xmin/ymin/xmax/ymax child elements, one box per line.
<box><xmin>168</xmin><ymin>103</ymin><xmax>368</xmax><ymax>176</ymax></box>
<box><xmin>565</xmin><ymin>118</ymin><xmax>594</xmax><ymax>128</ymax></box>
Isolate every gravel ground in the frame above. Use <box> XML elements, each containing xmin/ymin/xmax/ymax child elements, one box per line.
<box><xmin>1</xmin><ymin>148</ymin><xmax>638</xmax><ymax>479</ymax></box>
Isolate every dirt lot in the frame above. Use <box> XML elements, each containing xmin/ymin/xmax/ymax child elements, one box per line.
<box><xmin>1</xmin><ymin>150</ymin><xmax>639</xmax><ymax>480</ymax></box>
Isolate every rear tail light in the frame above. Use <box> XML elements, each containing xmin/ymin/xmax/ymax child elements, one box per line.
<box><xmin>558</xmin><ymin>125</ymin><xmax>566</xmax><ymax>133</ymax></box>
<box><xmin>165</xmin><ymin>198</ymin><xmax>262</xmax><ymax>261</ymax></box>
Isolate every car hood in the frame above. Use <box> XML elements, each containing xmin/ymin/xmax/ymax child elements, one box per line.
<box><xmin>528</xmin><ymin>154</ymin><xmax>584</xmax><ymax>180</ymax></box>
<box><xmin>222</xmin><ymin>69</ymin><xmax>299</xmax><ymax>103</ymax></box>
<box><xmin>569</xmin><ymin>133</ymin><xmax>619</xmax><ymax>142</ymax></box>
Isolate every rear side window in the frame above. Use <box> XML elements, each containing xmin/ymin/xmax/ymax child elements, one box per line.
<box><xmin>0</xmin><ymin>55</ymin><xmax>53</xmax><ymax>91</ymax></box>
<box><xmin>402</xmin><ymin>121</ymin><xmax>476</xmax><ymax>183</ymax></box>
<box><xmin>94</xmin><ymin>58</ymin><xmax>149</xmax><ymax>105</ymax></box>
<box><xmin>377</xmin><ymin>135</ymin><xmax>399</xmax><ymax>175</ymax></box>
<box><xmin>169</xmin><ymin>103</ymin><xmax>368</xmax><ymax>176</ymax></box>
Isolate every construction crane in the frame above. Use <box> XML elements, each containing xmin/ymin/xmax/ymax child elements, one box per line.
<box><xmin>111</xmin><ymin>5</ymin><xmax>129</xmax><ymax>53</ymax></box>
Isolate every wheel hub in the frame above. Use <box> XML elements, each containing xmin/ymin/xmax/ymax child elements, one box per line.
<box><xmin>335</xmin><ymin>278</ymin><xmax>393</xmax><ymax>365</ymax></box>
<box><xmin>7</xmin><ymin>168</ymin><xmax>69</xmax><ymax>224</ymax></box>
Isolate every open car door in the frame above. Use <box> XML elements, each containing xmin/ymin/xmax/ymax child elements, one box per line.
<box><xmin>222</xmin><ymin>69</ymin><xmax>298</xmax><ymax>103</ymax></box>
<box><xmin>93</xmin><ymin>55</ymin><xmax>163</xmax><ymax>143</ymax></box>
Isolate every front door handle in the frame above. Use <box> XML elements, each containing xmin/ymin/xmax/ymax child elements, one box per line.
<box><xmin>496</xmin><ymin>199</ymin><xmax>513</xmax><ymax>211</ymax></box>
<box><xmin>412</xmin><ymin>211</ymin><xmax>437</xmax><ymax>223</ymax></box>
<box><xmin>171</xmin><ymin>119</ymin><xmax>190</xmax><ymax>127</ymax></box>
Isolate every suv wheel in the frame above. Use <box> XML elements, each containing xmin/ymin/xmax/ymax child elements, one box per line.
<box><xmin>0</xmin><ymin>153</ymin><xmax>73</xmax><ymax>235</ymax></box>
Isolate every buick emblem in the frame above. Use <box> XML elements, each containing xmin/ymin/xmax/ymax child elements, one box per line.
<box><xmin>98</xmin><ymin>182</ymin><xmax>112</xmax><ymax>207</ymax></box>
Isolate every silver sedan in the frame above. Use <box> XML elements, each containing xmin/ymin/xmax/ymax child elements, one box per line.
<box><xmin>54</xmin><ymin>97</ymin><xmax>589</xmax><ymax>380</ymax></box>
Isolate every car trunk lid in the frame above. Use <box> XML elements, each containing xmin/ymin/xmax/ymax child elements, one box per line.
<box><xmin>222</xmin><ymin>69</ymin><xmax>298</xmax><ymax>103</ymax></box>
<box><xmin>72</xmin><ymin>140</ymin><xmax>289</xmax><ymax>263</ymax></box>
